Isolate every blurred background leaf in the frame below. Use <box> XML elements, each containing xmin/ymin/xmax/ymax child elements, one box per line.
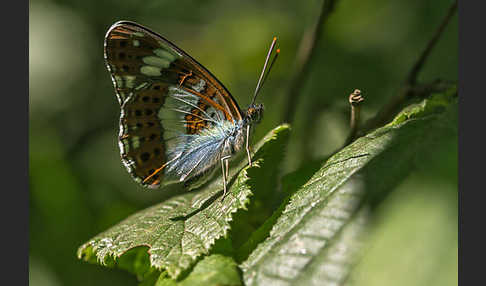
<box><xmin>29</xmin><ymin>0</ymin><xmax>457</xmax><ymax>285</ymax></box>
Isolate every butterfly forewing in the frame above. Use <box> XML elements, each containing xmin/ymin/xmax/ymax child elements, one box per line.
<box><xmin>104</xmin><ymin>21</ymin><xmax>243</xmax><ymax>188</ymax></box>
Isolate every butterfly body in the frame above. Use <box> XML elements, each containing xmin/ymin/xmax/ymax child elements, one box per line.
<box><xmin>104</xmin><ymin>21</ymin><xmax>266</xmax><ymax>193</ymax></box>
<box><xmin>166</xmin><ymin>117</ymin><xmax>244</xmax><ymax>183</ymax></box>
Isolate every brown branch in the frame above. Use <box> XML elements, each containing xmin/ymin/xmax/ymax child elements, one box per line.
<box><xmin>406</xmin><ymin>0</ymin><xmax>458</xmax><ymax>85</ymax></box>
<box><xmin>281</xmin><ymin>0</ymin><xmax>338</xmax><ymax>124</ymax></box>
<box><xmin>358</xmin><ymin>1</ymin><xmax>457</xmax><ymax>136</ymax></box>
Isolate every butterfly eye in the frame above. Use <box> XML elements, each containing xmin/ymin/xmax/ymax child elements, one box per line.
<box><xmin>247</xmin><ymin>104</ymin><xmax>264</xmax><ymax>123</ymax></box>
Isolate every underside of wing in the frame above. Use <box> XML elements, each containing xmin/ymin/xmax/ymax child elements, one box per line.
<box><xmin>104</xmin><ymin>21</ymin><xmax>243</xmax><ymax>188</ymax></box>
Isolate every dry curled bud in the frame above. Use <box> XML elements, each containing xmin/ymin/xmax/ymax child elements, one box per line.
<box><xmin>349</xmin><ymin>89</ymin><xmax>364</xmax><ymax>106</ymax></box>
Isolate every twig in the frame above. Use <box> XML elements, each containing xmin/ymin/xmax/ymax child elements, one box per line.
<box><xmin>281</xmin><ymin>0</ymin><xmax>338</xmax><ymax>124</ymax></box>
<box><xmin>358</xmin><ymin>1</ymin><xmax>457</xmax><ymax>136</ymax></box>
<box><xmin>408</xmin><ymin>79</ymin><xmax>457</xmax><ymax>99</ymax></box>
<box><xmin>406</xmin><ymin>0</ymin><xmax>458</xmax><ymax>85</ymax></box>
<box><xmin>345</xmin><ymin>89</ymin><xmax>364</xmax><ymax>145</ymax></box>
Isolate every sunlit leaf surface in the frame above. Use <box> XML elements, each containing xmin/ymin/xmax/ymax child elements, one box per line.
<box><xmin>242</xmin><ymin>88</ymin><xmax>457</xmax><ymax>286</ymax></box>
<box><xmin>77</xmin><ymin>125</ymin><xmax>290</xmax><ymax>278</ymax></box>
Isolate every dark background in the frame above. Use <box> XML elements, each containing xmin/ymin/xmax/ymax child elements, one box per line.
<box><xmin>29</xmin><ymin>0</ymin><xmax>457</xmax><ymax>285</ymax></box>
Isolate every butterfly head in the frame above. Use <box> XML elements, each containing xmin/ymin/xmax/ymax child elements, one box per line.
<box><xmin>245</xmin><ymin>103</ymin><xmax>264</xmax><ymax>124</ymax></box>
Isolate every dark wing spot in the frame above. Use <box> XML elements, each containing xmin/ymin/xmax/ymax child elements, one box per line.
<box><xmin>120</xmin><ymin>41</ymin><xmax>128</xmax><ymax>47</ymax></box>
<box><xmin>118</xmin><ymin>52</ymin><xmax>126</xmax><ymax>59</ymax></box>
<box><xmin>149</xmin><ymin>133</ymin><xmax>157</xmax><ymax>141</ymax></box>
<box><xmin>153</xmin><ymin>85</ymin><xmax>161</xmax><ymax>90</ymax></box>
<box><xmin>154</xmin><ymin>148</ymin><xmax>161</xmax><ymax>155</ymax></box>
<box><xmin>145</xmin><ymin>109</ymin><xmax>153</xmax><ymax>116</ymax></box>
<box><xmin>153</xmin><ymin>97</ymin><xmax>160</xmax><ymax>103</ymax></box>
<box><xmin>135</xmin><ymin>110</ymin><xmax>142</xmax><ymax>116</ymax></box>
<box><xmin>122</xmin><ymin>65</ymin><xmax>129</xmax><ymax>72</ymax></box>
<box><xmin>142</xmin><ymin>96</ymin><xmax>150</xmax><ymax>102</ymax></box>
<box><xmin>140</xmin><ymin>152</ymin><xmax>150</xmax><ymax>162</ymax></box>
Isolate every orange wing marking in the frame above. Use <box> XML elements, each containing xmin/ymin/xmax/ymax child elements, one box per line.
<box><xmin>183</xmin><ymin>119</ymin><xmax>205</xmax><ymax>124</ymax></box>
<box><xmin>180</xmin><ymin>87</ymin><xmax>233</xmax><ymax>122</ymax></box>
<box><xmin>178</xmin><ymin>70</ymin><xmax>193</xmax><ymax>86</ymax></box>
<box><xmin>142</xmin><ymin>153</ymin><xmax>182</xmax><ymax>184</ymax></box>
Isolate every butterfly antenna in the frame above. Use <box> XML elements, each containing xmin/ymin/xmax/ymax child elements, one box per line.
<box><xmin>251</xmin><ymin>36</ymin><xmax>279</xmax><ymax>105</ymax></box>
<box><xmin>259</xmin><ymin>48</ymin><xmax>280</xmax><ymax>91</ymax></box>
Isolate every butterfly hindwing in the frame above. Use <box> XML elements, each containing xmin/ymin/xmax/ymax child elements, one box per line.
<box><xmin>104</xmin><ymin>21</ymin><xmax>243</xmax><ymax>188</ymax></box>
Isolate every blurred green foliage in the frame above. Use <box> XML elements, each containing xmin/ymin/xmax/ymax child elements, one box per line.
<box><xmin>29</xmin><ymin>0</ymin><xmax>457</xmax><ymax>285</ymax></box>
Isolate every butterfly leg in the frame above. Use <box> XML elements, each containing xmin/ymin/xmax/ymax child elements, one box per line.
<box><xmin>246</xmin><ymin>125</ymin><xmax>252</xmax><ymax>166</ymax></box>
<box><xmin>225</xmin><ymin>158</ymin><xmax>229</xmax><ymax>182</ymax></box>
<box><xmin>221</xmin><ymin>155</ymin><xmax>231</xmax><ymax>201</ymax></box>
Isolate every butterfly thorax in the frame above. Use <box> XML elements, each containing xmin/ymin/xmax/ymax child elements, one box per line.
<box><xmin>162</xmin><ymin>119</ymin><xmax>243</xmax><ymax>181</ymax></box>
<box><xmin>219</xmin><ymin>103</ymin><xmax>263</xmax><ymax>156</ymax></box>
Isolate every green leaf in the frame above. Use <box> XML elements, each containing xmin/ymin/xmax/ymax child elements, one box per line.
<box><xmin>235</xmin><ymin>158</ymin><xmax>323</xmax><ymax>263</ymax></box>
<box><xmin>241</xmin><ymin>87</ymin><xmax>457</xmax><ymax>285</ymax></box>
<box><xmin>297</xmin><ymin>208</ymin><xmax>369</xmax><ymax>285</ymax></box>
<box><xmin>155</xmin><ymin>255</ymin><xmax>242</xmax><ymax>286</ymax></box>
<box><xmin>230</xmin><ymin>123</ymin><xmax>292</xmax><ymax>255</ymax></box>
<box><xmin>347</xmin><ymin>174</ymin><xmax>457</xmax><ymax>286</ymax></box>
<box><xmin>77</xmin><ymin>124</ymin><xmax>290</xmax><ymax>279</ymax></box>
<box><xmin>388</xmin><ymin>87</ymin><xmax>457</xmax><ymax>126</ymax></box>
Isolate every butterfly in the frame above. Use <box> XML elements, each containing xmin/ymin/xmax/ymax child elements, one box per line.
<box><xmin>104</xmin><ymin>21</ymin><xmax>279</xmax><ymax>198</ymax></box>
